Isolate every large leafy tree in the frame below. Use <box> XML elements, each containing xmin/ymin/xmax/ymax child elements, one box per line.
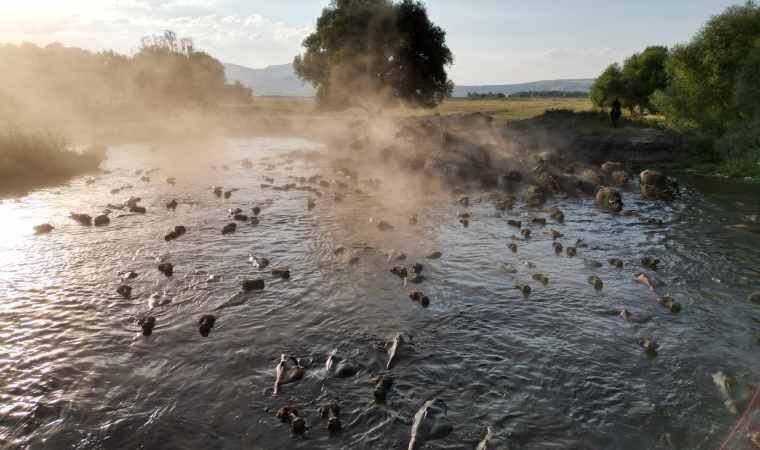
<box><xmin>293</xmin><ymin>0</ymin><xmax>453</xmax><ymax>109</ymax></box>
<box><xmin>620</xmin><ymin>46</ymin><xmax>668</xmax><ymax>114</ymax></box>
<box><xmin>652</xmin><ymin>1</ymin><xmax>760</xmax><ymax>133</ymax></box>
<box><xmin>590</xmin><ymin>63</ymin><xmax>626</xmax><ymax>110</ymax></box>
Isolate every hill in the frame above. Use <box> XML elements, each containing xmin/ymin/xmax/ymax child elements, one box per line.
<box><xmin>224</xmin><ymin>62</ymin><xmax>594</xmax><ymax>98</ymax></box>
<box><xmin>452</xmin><ymin>79</ymin><xmax>594</xmax><ymax>98</ymax></box>
<box><xmin>224</xmin><ymin>63</ymin><xmax>315</xmax><ymax>97</ymax></box>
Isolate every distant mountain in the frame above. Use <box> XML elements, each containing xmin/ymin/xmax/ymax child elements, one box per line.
<box><xmin>224</xmin><ymin>62</ymin><xmax>593</xmax><ymax>98</ymax></box>
<box><xmin>452</xmin><ymin>79</ymin><xmax>594</xmax><ymax>98</ymax></box>
<box><xmin>224</xmin><ymin>63</ymin><xmax>315</xmax><ymax>97</ymax></box>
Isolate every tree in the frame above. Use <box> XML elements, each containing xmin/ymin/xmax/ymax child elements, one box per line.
<box><xmin>652</xmin><ymin>1</ymin><xmax>760</xmax><ymax>133</ymax></box>
<box><xmin>293</xmin><ymin>0</ymin><xmax>453</xmax><ymax>110</ymax></box>
<box><xmin>590</xmin><ymin>63</ymin><xmax>626</xmax><ymax>110</ymax></box>
<box><xmin>620</xmin><ymin>46</ymin><xmax>668</xmax><ymax>114</ymax></box>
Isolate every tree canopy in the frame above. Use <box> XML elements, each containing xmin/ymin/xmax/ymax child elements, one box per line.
<box><xmin>590</xmin><ymin>46</ymin><xmax>667</xmax><ymax>114</ymax></box>
<box><xmin>653</xmin><ymin>2</ymin><xmax>760</xmax><ymax>134</ymax></box>
<box><xmin>293</xmin><ymin>0</ymin><xmax>453</xmax><ymax>110</ymax></box>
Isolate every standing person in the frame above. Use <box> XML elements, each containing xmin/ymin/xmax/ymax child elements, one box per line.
<box><xmin>610</xmin><ymin>97</ymin><xmax>622</xmax><ymax>128</ymax></box>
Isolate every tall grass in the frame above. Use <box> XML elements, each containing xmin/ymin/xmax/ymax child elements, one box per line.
<box><xmin>0</xmin><ymin>128</ymin><xmax>104</xmax><ymax>194</ymax></box>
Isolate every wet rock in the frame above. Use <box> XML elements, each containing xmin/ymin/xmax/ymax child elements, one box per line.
<box><xmin>333</xmin><ymin>246</ymin><xmax>346</xmax><ymax>255</ymax></box>
<box><xmin>33</xmin><ymin>223</ymin><xmax>54</xmax><ymax>235</ymax></box>
<box><xmin>409</xmin><ymin>291</ymin><xmax>430</xmax><ymax>307</ymax></box>
<box><xmin>658</xmin><ymin>295</ymin><xmax>682</xmax><ymax>314</ymax></box>
<box><xmin>532</xmin><ymin>273</ymin><xmax>549</xmax><ymax>285</ymax></box>
<box><xmin>408</xmin><ymin>399</ymin><xmax>453</xmax><ymax>450</ymax></box>
<box><xmin>641</xmin><ymin>256</ymin><xmax>659</xmax><ymax>270</ymax></box>
<box><xmin>165</xmin><ymin>199</ymin><xmax>178</xmax><ymax>210</ymax></box>
<box><xmin>158</xmin><ymin>263</ymin><xmax>173</xmax><ymax>277</ymax></box>
<box><xmin>224</xmin><ymin>190</ymin><xmax>233</xmax><ymax>199</ymax></box>
<box><xmin>165</xmin><ymin>177</ymin><xmax>176</xmax><ymax>185</ymax></box>
<box><xmin>636</xmin><ymin>272</ymin><xmax>656</xmax><ymax>289</ymax></box>
<box><xmin>207</xmin><ymin>274</ymin><xmax>221</xmax><ymax>282</ymax></box>
<box><xmin>373</xmin><ymin>375</ymin><xmax>393</xmax><ymax>402</ymax></box>
<box><xmin>508</xmin><ymin>242</ymin><xmax>518</xmax><ymax>253</ymax></box>
<box><xmin>377</xmin><ymin>220</ymin><xmax>394</xmax><ymax>231</ymax></box>
<box><xmin>588</xmin><ymin>275</ymin><xmax>603</xmax><ymax>290</ymax></box>
<box><xmin>250</xmin><ymin>216</ymin><xmax>260</xmax><ymax>226</ymax></box>
<box><xmin>116</xmin><ymin>285</ymin><xmax>132</xmax><ymax>299</ymax></box>
<box><xmin>409</xmin><ymin>214</ymin><xmax>419</xmax><ymax>225</ymax></box>
<box><xmin>242</xmin><ymin>279</ymin><xmax>266</xmax><ymax>291</ymax></box>
<box><xmin>619</xmin><ymin>308</ymin><xmax>632</xmax><ymax>321</ymax></box>
<box><xmin>250</xmin><ymin>256</ymin><xmax>270</xmax><ymax>270</ymax></box>
<box><xmin>307</xmin><ymin>198</ymin><xmax>316</xmax><ymax>210</ymax></box>
<box><xmin>566</xmin><ymin>246</ymin><xmax>577</xmax><ymax>257</ymax></box>
<box><xmin>94</xmin><ymin>214</ymin><xmax>110</xmax><ymax>226</ymax></box>
<box><xmin>640</xmin><ymin>169</ymin><xmax>675</xmax><ymax>200</ymax></box>
<box><xmin>460</xmin><ymin>218</ymin><xmax>469</xmax><ymax>227</ymax></box>
<box><xmin>140</xmin><ymin>176</ymin><xmax>150</xmax><ymax>183</ymax></box>
<box><xmin>458</xmin><ymin>212</ymin><xmax>471</xmax><ymax>219</ymax></box>
<box><xmin>608</xmin><ymin>258</ymin><xmax>624</xmax><ymax>268</ymax></box>
<box><xmin>426</xmin><ymin>251</ymin><xmax>442</xmax><ymax>259</ymax></box>
<box><xmin>494</xmin><ymin>195</ymin><xmax>515</xmax><ymax>211</ymax></box>
<box><xmin>520</xmin><ymin>228</ymin><xmax>531</xmax><ymax>239</ymax></box>
<box><xmin>213</xmin><ymin>186</ymin><xmax>223</xmax><ymax>197</ymax></box>
<box><xmin>548</xmin><ymin>207</ymin><xmax>565</xmax><ymax>223</ymax></box>
<box><xmin>272</xmin><ymin>269</ymin><xmax>290</xmax><ymax>280</ymax></box>
<box><xmin>552</xmin><ymin>241</ymin><xmax>563</xmax><ymax>254</ymax></box>
<box><xmin>138</xmin><ymin>316</ymin><xmax>156</xmax><ymax>336</ymax></box>
<box><xmin>121</xmin><ymin>271</ymin><xmax>138</xmax><ymax>280</ymax></box>
<box><xmin>507</xmin><ymin>220</ymin><xmax>522</xmax><ymax>228</ymax></box>
<box><xmin>522</xmin><ymin>185</ymin><xmax>546</xmax><ymax>207</ymax></box>
<box><xmin>639</xmin><ymin>336</ymin><xmax>658</xmax><ymax>356</ymax></box>
<box><xmin>750</xmin><ymin>292</ymin><xmax>760</xmax><ymax>304</ymax></box>
<box><xmin>514</xmin><ymin>283</ymin><xmax>531</xmax><ymax>296</ymax></box>
<box><xmin>221</xmin><ymin>223</ymin><xmax>236</xmax><ymax>235</ymax></box>
<box><xmin>129</xmin><ymin>205</ymin><xmax>147</xmax><ymax>214</ymax></box>
<box><xmin>241</xmin><ymin>158</ymin><xmax>253</xmax><ymax>169</ymax></box>
<box><xmin>458</xmin><ymin>196</ymin><xmax>470</xmax><ymax>207</ymax></box>
<box><xmin>548</xmin><ymin>228</ymin><xmax>562</xmax><ymax>240</ymax></box>
<box><xmin>233</xmin><ymin>213</ymin><xmax>249</xmax><ymax>221</ymax></box>
<box><xmin>531</xmin><ymin>217</ymin><xmax>546</xmax><ymax>226</ymax></box>
<box><xmin>594</xmin><ymin>187</ymin><xmax>623</xmax><ymax>212</ymax></box>
<box><xmin>164</xmin><ymin>225</ymin><xmax>186</xmax><ymax>241</ymax></box>
<box><xmin>252</xmin><ymin>206</ymin><xmax>261</xmax><ymax>216</ymax></box>
<box><xmin>198</xmin><ymin>314</ymin><xmax>216</xmax><ymax>337</ymax></box>
<box><xmin>69</xmin><ymin>213</ymin><xmax>92</xmax><ymax>226</ymax></box>
<box><xmin>319</xmin><ymin>402</ymin><xmax>341</xmax><ymax>433</ymax></box>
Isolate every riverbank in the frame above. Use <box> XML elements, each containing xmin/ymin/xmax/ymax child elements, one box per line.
<box><xmin>0</xmin><ymin>128</ymin><xmax>105</xmax><ymax>198</ymax></box>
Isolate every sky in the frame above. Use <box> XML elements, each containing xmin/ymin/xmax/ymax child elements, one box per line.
<box><xmin>0</xmin><ymin>0</ymin><xmax>742</xmax><ymax>85</ymax></box>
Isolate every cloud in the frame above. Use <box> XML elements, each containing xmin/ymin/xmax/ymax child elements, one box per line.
<box><xmin>0</xmin><ymin>1</ymin><xmax>311</xmax><ymax>69</ymax></box>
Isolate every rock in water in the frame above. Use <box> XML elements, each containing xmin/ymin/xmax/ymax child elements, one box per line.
<box><xmin>198</xmin><ymin>314</ymin><xmax>216</xmax><ymax>337</ymax></box>
<box><xmin>242</xmin><ymin>279</ymin><xmax>265</xmax><ymax>291</ymax></box>
<box><xmin>408</xmin><ymin>399</ymin><xmax>453</xmax><ymax>450</ymax></box>
<box><xmin>33</xmin><ymin>223</ymin><xmax>54</xmax><ymax>234</ymax></box>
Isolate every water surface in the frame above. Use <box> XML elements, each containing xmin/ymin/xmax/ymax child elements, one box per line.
<box><xmin>1</xmin><ymin>138</ymin><xmax>759</xmax><ymax>449</ymax></box>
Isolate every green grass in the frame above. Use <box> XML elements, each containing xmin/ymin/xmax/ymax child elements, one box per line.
<box><xmin>0</xmin><ymin>128</ymin><xmax>104</xmax><ymax>195</ymax></box>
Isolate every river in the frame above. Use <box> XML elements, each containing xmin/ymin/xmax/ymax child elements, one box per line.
<box><xmin>1</xmin><ymin>137</ymin><xmax>759</xmax><ymax>449</ymax></box>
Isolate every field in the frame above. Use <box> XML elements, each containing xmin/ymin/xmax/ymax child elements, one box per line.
<box><xmin>245</xmin><ymin>96</ymin><xmax>593</xmax><ymax>121</ymax></box>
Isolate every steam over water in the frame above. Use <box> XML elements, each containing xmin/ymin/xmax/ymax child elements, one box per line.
<box><xmin>1</xmin><ymin>137</ymin><xmax>759</xmax><ymax>449</ymax></box>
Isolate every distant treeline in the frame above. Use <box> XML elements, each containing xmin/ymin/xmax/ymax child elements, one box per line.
<box><xmin>466</xmin><ymin>91</ymin><xmax>588</xmax><ymax>99</ymax></box>
<box><xmin>0</xmin><ymin>30</ymin><xmax>253</xmax><ymax>124</ymax></box>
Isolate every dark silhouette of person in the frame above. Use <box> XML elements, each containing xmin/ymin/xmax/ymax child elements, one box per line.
<box><xmin>610</xmin><ymin>97</ymin><xmax>622</xmax><ymax>128</ymax></box>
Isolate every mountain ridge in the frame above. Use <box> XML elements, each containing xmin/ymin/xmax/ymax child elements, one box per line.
<box><xmin>224</xmin><ymin>62</ymin><xmax>594</xmax><ymax>98</ymax></box>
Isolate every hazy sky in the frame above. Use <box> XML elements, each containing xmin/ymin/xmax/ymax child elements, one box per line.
<box><xmin>0</xmin><ymin>0</ymin><xmax>740</xmax><ymax>84</ymax></box>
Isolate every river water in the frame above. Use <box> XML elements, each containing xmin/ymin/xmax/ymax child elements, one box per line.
<box><xmin>1</xmin><ymin>137</ymin><xmax>759</xmax><ymax>450</ymax></box>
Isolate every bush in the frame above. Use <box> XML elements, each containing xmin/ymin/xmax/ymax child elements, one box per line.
<box><xmin>0</xmin><ymin>128</ymin><xmax>104</xmax><ymax>193</ymax></box>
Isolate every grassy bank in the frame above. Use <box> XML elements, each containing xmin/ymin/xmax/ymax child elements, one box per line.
<box><xmin>0</xmin><ymin>128</ymin><xmax>105</xmax><ymax>196</ymax></box>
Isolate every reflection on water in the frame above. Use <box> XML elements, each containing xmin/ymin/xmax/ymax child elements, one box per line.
<box><xmin>1</xmin><ymin>138</ymin><xmax>759</xmax><ymax>450</ymax></box>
